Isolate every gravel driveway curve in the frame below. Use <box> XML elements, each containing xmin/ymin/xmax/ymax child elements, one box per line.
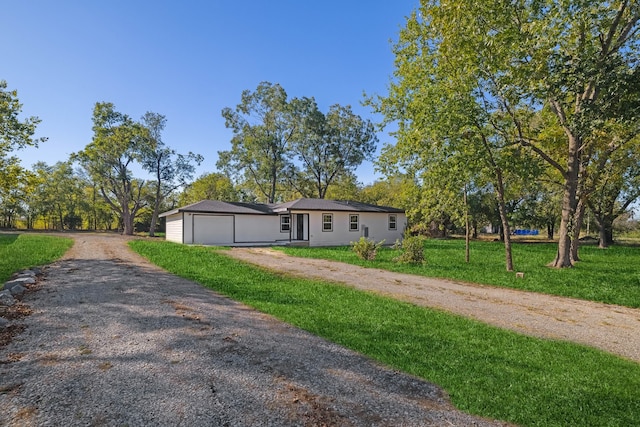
<box><xmin>227</xmin><ymin>248</ymin><xmax>640</xmax><ymax>364</ymax></box>
<box><xmin>0</xmin><ymin>233</ymin><xmax>508</xmax><ymax>427</ymax></box>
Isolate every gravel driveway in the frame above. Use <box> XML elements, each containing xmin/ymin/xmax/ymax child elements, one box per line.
<box><xmin>226</xmin><ymin>248</ymin><xmax>640</xmax><ymax>364</ymax></box>
<box><xmin>0</xmin><ymin>233</ymin><xmax>507</xmax><ymax>427</ymax></box>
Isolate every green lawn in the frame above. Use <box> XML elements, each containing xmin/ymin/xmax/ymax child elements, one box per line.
<box><xmin>130</xmin><ymin>240</ymin><xmax>640</xmax><ymax>427</ymax></box>
<box><xmin>277</xmin><ymin>240</ymin><xmax>640</xmax><ymax>308</ymax></box>
<box><xmin>0</xmin><ymin>233</ymin><xmax>73</xmax><ymax>282</ymax></box>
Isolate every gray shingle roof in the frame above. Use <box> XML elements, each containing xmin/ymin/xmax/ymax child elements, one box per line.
<box><xmin>159</xmin><ymin>200</ymin><xmax>274</xmax><ymax>217</ymax></box>
<box><xmin>160</xmin><ymin>198</ymin><xmax>404</xmax><ymax>217</ymax></box>
<box><xmin>272</xmin><ymin>198</ymin><xmax>404</xmax><ymax>213</ymax></box>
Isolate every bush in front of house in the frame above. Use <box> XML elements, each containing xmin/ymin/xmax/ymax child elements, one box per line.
<box><xmin>351</xmin><ymin>237</ymin><xmax>385</xmax><ymax>261</ymax></box>
<box><xmin>394</xmin><ymin>235</ymin><xmax>426</xmax><ymax>264</ymax></box>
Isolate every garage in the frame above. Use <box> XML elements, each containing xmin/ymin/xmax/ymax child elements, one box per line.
<box><xmin>192</xmin><ymin>214</ymin><xmax>234</xmax><ymax>245</ymax></box>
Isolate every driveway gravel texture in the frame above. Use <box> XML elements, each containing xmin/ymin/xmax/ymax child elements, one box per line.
<box><xmin>0</xmin><ymin>233</ymin><xmax>509</xmax><ymax>427</ymax></box>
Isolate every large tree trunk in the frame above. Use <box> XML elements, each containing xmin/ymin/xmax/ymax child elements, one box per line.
<box><xmin>122</xmin><ymin>209</ymin><xmax>135</xmax><ymax>236</ymax></box>
<box><xmin>595</xmin><ymin>215</ymin><xmax>614</xmax><ymax>249</ymax></box>
<box><xmin>551</xmin><ymin>135</ymin><xmax>581</xmax><ymax>268</ymax></box>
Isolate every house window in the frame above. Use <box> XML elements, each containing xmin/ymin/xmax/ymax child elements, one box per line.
<box><xmin>322</xmin><ymin>213</ymin><xmax>333</xmax><ymax>232</ymax></box>
<box><xmin>280</xmin><ymin>215</ymin><xmax>290</xmax><ymax>232</ymax></box>
<box><xmin>389</xmin><ymin>214</ymin><xmax>397</xmax><ymax>230</ymax></box>
<box><xmin>349</xmin><ymin>214</ymin><xmax>359</xmax><ymax>231</ymax></box>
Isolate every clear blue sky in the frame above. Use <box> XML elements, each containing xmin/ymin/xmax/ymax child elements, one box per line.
<box><xmin>4</xmin><ymin>1</ymin><xmax>417</xmax><ymax>185</ymax></box>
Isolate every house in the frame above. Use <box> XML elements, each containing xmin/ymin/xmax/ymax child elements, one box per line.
<box><xmin>159</xmin><ymin>198</ymin><xmax>406</xmax><ymax>247</ymax></box>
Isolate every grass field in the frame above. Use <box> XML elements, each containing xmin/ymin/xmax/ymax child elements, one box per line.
<box><xmin>278</xmin><ymin>239</ymin><xmax>640</xmax><ymax>308</ymax></box>
<box><xmin>130</xmin><ymin>240</ymin><xmax>640</xmax><ymax>427</ymax></box>
<box><xmin>0</xmin><ymin>233</ymin><xmax>73</xmax><ymax>282</ymax></box>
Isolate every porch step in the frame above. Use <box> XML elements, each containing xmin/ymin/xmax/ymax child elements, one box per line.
<box><xmin>287</xmin><ymin>241</ymin><xmax>309</xmax><ymax>247</ymax></box>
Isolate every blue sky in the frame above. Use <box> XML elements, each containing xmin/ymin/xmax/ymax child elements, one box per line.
<box><xmin>4</xmin><ymin>1</ymin><xmax>417</xmax><ymax>185</ymax></box>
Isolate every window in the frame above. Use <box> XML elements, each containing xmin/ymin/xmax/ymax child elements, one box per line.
<box><xmin>349</xmin><ymin>214</ymin><xmax>359</xmax><ymax>231</ymax></box>
<box><xmin>322</xmin><ymin>213</ymin><xmax>333</xmax><ymax>232</ymax></box>
<box><xmin>389</xmin><ymin>214</ymin><xmax>397</xmax><ymax>230</ymax></box>
<box><xmin>280</xmin><ymin>215</ymin><xmax>290</xmax><ymax>232</ymax></box>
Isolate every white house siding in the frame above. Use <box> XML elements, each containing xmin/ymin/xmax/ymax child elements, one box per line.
<box><xmin>165</xmin><ymin>214</ymin><xmax>184</xmax><ymax>243</ymax></box>
<box><xmin>359</xmin><ymin>212</ymin><xmax>407</xmax><ymax>244</ymax></box>
<box><xmin>234</xmin><ymin>215</ymin><xmax>282</xmax><ymax>243</ymax></box>
<box><xmin>191</xmin><ymin>214</ymin><xmax>234</xmax><ymax>245</ymax></box>
<box><xmin>305</xmin><ymin>211</ymin><xmax>406</xmax><ymax>247</ymax></box>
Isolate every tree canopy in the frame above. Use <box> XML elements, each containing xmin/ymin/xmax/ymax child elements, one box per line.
<box><xmin>218</xmin><ymin>82</ymin><xmax>377</xmax><ymax>202</ymax></box>
<box><xmin>372</xmin><ymin>0</ymin><xmax>640</xmax><ymax>267</ymax></box>
<box><xmin>76</xmin><ymin>102</ymin><xmax>153</xmax><ymax>235</ymax></box>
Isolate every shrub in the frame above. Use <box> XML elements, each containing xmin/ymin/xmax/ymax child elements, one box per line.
<box><xmin>394</xmin><ymin>235</ymin><xmax>426</xmax><ymax>264</ymax></box>
<box><xmin>351</xmin><ymin>237</ymin><xmax>385</xmax><ymax>261</ymax></box>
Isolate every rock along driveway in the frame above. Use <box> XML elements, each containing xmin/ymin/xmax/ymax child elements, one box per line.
<box><xmin>0</xmin><ymin>233</ymin><xmax>508</xmax><ymax>427</ymax></box>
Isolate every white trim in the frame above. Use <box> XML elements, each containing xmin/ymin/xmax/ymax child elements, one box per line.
<box><xmin>349</xmin><ymin>214</ymin><xmax>359</xmax><ymax>232</ymax></box>
<box><xmin>322</xmin><ymin>213</ymin><xmax>333</xmax><ymax>232</ymax></box>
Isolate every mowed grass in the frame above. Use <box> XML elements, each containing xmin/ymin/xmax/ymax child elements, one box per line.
<box><xmin>278</xmin><ymin>240</ymin><xmax>640</xmax><ymax>308</ymax></box>
<box><xmin>130</xmin><ymin>240</ymin><xmax>640</xmax><ymax>427</ymax></box>
<box><xmin>0</xmin><ymin>233</ymin><xmax>73</xmax><ymax>282</ymax></box>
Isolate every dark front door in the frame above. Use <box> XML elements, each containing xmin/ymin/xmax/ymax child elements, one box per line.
<box><xmin>296</xmin><ymin>214</ymin><xmax>304</xmax><ymax>240</ymax></box>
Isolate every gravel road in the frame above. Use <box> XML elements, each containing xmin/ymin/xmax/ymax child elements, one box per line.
<box><xmin>0</xmin><ymin>233</ymin><xmax>508</xmax><ymax>427</ymax></box>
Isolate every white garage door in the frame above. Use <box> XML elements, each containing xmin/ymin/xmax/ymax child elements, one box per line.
<box><xmin>192</xmin><ymin>215</ymin><xmax>234</xmax><ymax>245</ymax></box>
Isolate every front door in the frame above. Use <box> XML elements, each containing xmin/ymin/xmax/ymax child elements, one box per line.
<box><xmin>296</xmin><ymin>214</ymin><xmax>304</xmax><ymax>240</ymax></box>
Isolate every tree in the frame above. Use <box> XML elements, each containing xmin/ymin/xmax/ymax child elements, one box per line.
<box><xmin>30</xmin><ymin>161</ymin><xmax>85</xmax><ymax>230</ymax></box>
<box><xmin>0</xmin><ymin>80</ymin><xmax>46</xmax><ymax>157</ymax></box>
<box><xmin>178</xmin><ymin>172</ymin><xmax>240</xmax><ymax>205</ymax></box>
<box><xmin>0</xmin><ymin>80</ymin><xmax>46</xmax><ymax>222</ymax></box>
<box><xmin>375</xmin><ymin>0</ymin><xmax>640</xmax><ymax>268</ymax></box>
<box><xmin>218</xmin><ymin>82</ymin><xmax>296</xmax><ymax>203</ymax></box>
<box><xmin>140</xmin><ymin>112</ymin><xmax>203</xmax><ymax>237</ymax></box>
<box><xmin>322</xmin><ymin>171</ymin><xmax>362</xmax><ymax>201</ymax></box>
<box><xmin>372</xmin><ymin>11</ymin><xmax>551</xmax><ymax>271</ymax></box>
<box><xmin>586</xmin><ymin>140</ymin><xmax>640</xmax><ymax>247</ymax></box>
<box><xmin>76</xmin><ymin>102</ymin><xmax>153</xmax><ymax>235</ymax></box>
<box><xmin>289</xmin><ymin>100</ymin><xmax>377</xmax><ymax>198</ymax></box>
<box><xmin>0</xmin><ymin>158</ymin><xmax>26</xmax><ymax>228</ymax></box>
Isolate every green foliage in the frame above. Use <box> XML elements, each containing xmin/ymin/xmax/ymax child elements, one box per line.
<box><xmin>371</xmin><ymin>0</ymin><xmax>640</xmax><ymax>267</ymax></box>
<box><xmin>178</xmin><ymin>172</ymin><xmax>241</xmax><ymax>205</ymax></box>
<box><xmin>0</xmin><ymin>234</ymin><xmax>72</xmax><ymax>282</ymax></box>
<box><xmin>0</xmin><ymin>81</ymin><xmax>47</xmax><ymax>226</ymax></box>
<box><xmin>218</xmin><ymin>82</ymin><xmax>378</xmax><ymax>202</ymax></box>
<box><xmin>0</xmin><ymin>80</ymin><xmax>46</xmax><ymax>155</ymax></box>
<box><xmin>351</xmin><ymin>237</ymin><xmax>384</xmax><ymax>260</ymax></box>
<box><xmin>289</xmin><ymin>100</ymin><xmax>377</xmax><ymax>198</ymax></box>
<box><xmin>217</xmin><ymin>82</ymin><xmax>294</xmax><ymax>203</ymax></box>
<box><xmin>393</xmin><ymin>235</ymin><xmax>426</xmax><ymax>264</ymax></box>
<box><xmin>130</xmin><ymin>240</ymin><xmax>640</xmax><ymax>427</ymax></box>
<box><xmin>280</xmin><ymin>240</ymin><xmax>640</xmax><ymax>308</ymax></box>
<box><xmin>28</xmin><ymin>161</ymin><xmax>86</xmax><ymax>230</ymax></box>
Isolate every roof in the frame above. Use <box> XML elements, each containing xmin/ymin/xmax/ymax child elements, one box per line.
<box><xmin>271</xmin><ymin>198</ymin><xmax>405</xmax><ymax>213</ymax></box>
<box><xmin>159</xmin><ymin>200</ymin><xmax>274</xmax><ymax>217</ymax></box>
<box><xmin>160</xmin><ymin>198</ymin><xmax>404</xmax><ymax>218</ymax></box>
